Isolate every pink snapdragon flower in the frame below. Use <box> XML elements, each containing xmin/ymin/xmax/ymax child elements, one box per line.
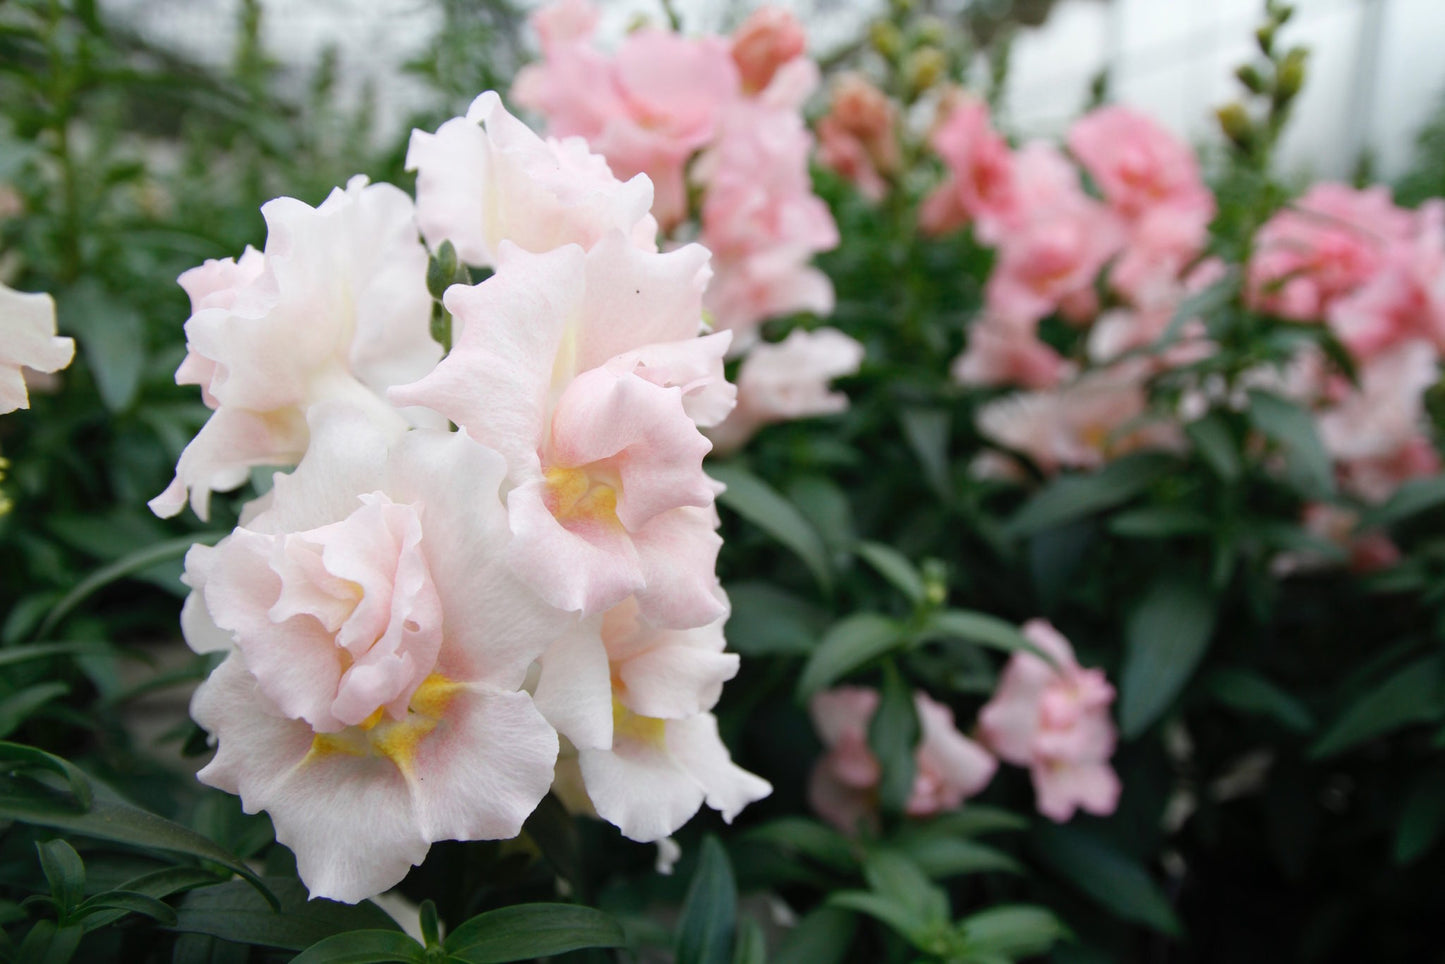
<box><xmin>1247</xmin><ymin>183</ymin><xmax>1415</xmax><ymax>321</ymax></box>
<box><xmin>513</xmin><ymin>4</ymin><xmax>740</xmax><ymax>228</ymax></box>
<box><xmin>184</xmin><ymin>405</ymin><xmax>568</xmax><ymax>902</ymax></box>
<box><xmin>920</xmin><ymin>95</ymin><xmax>1019</xmax><ymax>241</ymax></box>
<box><xmin>807</xmin><ymin>687</ymin><xmax>997</xmax><ymax>833</ymax></box>
<box><xmin>816</xmin><ymin>73</ymin><xmax>900</xmax><ymax>202</ymax></box>
<box><xmin>406</xmin><ymin>92</ymin><xmax>658</xmax><ymax>268</ymax></box>
<box><xmin>707</xmin><ymin>327</ymin><xmax>864</xmax><ymax>454</ymax></box>
<box><xmin>1067</xmin><ymin>106</ymin><xmax>1214</xmax><ymax>224</ymax></box>
<box><xmin>1317</xmin><ymin>339</ymin><xmax>1442</xmax><ymax>503</ymax></box>
<box><xmin>975</xmin><ymin>361</ymin><xmax>1181</xmax><ymax>475</ymax></box>
<box><xmin>731</xmin><ymin>7</ymin><xmax>807</xmax><ymax>95</ymax></box>
<box><xmin>0</xmin><ymin>283</ymin><xmax>74</xmax><ymax>414</ymax></box>
<box><xmin>390</xmin><ymin>236</ymin><xmax>733</xmax><ymax>628</ymax></box>
<box><xmin>979</xmin><ymin>620</ymin><xmax>1120</xmax><ymax>822</ymax></box>
<box><xmin>1326</xmin><ymin>201</ymin><xmax>1445</xmax><ymax>360</ymax></box>
<box><xmin>951</xmin><ymin>316</ymin><xmax>1072</xmax><ymax>391</ymax></box>
<box><xmin>151</xmin><ymin>176</ymin><xmax>441</xmax><ymax>521</ymax></box>
<box><xmin>533</xmin><ymin>596</ymin><xmax>771</xmax><ymax>842</ymax></box>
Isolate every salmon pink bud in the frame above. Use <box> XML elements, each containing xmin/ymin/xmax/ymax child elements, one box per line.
<box><xmin>731</xmin><ymin>7</ymin><xmax>807</xmax><ymax>95</ymax></box>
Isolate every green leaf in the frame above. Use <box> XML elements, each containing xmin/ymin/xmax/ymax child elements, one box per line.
<box><xmin>1184</xmin><ymin>413</ymin><xmax>1242</xmax><ymax>482</ymax></box>
<box><xmin>1033</xmin><ymin>825</ymin><xmax>1181</xmax><ymax>936</ymax></box>
<box><xmin>796</xmin><ymin>613</ymin><xmax>907</xmax><ymax>698</ymax></box>
<box><xmin>918</xmin><ymin>610</ymin><xmax>1043</xmax><ymax>660</ymax></box>
<box><xmin>0</xmin><ymin>683</ymin><xmax>71</xmax><ymax>739</ymax></box>
<box><xmin>1310</xmin><ymin>654</ymin><xmax>1445</xmax><ymax>758</ymax></box>
<box><xmin>1108</xmin><ymin>506</ymin><xmax>1214</xmax><ymax>539</ymax></box>
<box><xmin>0</xmin><ymin>742</ymin><xmax>92</xmax><ymax>807</ymax></box>
<box><xmin>826</xmin><ymin>892</ymin><xmax>933</xmax><ymax>946</ymax></box>
<box><xmin>738</xmin><ymin>818</ymin><xmax>856</xmax><ymax>873</ymax></box>
<box><xmin>723</xmin><ymin>583</ymin><xmax>828</xmax><ymax>657</ymax></box>
<box><xmin>1150</xmin><ymin>268</ymin><xmax>1236</xmax><ymax>350</ymax></box>
<box><xmin>63</xmin><ymin>282</ymin><xmax>146</xmax><ymax>412</ymax></box>
<box><xmin>732</xmin><ymin>917</ymin><xmax>767</xmax><ymax>964</ymax></box>
<box><xmin>855</xmin><ymin>542</ymin><xmax>926</xmax><ymax>604</ymax></box>
<box><xmin>904</xmin><ymin>806</ymin><xmax>1028</xmax><ymax>838</ymax></box>
<box><xmin>868</xmin><ymin>661</ymin><xmax>919</xmax><ymax>814</ymax></box>
<box><xmin>1361</xmin><ymin>475</ymin><xmax>1445</xmax><ymax>528</ymax></box>
<box><xmin>895</xmin><ymin>837</ymin><xmax>1022</xmax><ymax>879</ymax></box>
<box><xmin>36</xmin><ymin>840</ymin><xmax>86</xmax><ymax>917</ymax></box>
<box><xmin>78</xmin><ymin>867</ymin><xmax>222</xmax><ymax>931</ymax></box>
<box><xmin>0</xmin><ymin>771</ymin><xmax>273</xmax><ymax>908</ymax></box>
<box><xmin>958</xmin><ymin>905</ymin><xmax>1069</xmax><ymax>958</ymax></box>
<box><xmin>0</xmin><ymin>642</ymin><xmax>108</xmax><ymax>669</ymax></box>
<box><xmin>1395</xmin><ymin>772</ymin><xmax>1445</xmax><ymax>865</ymax></box>
<box><xmin>675</xmin><ymin>836</ymin><xmax>737</xmax><ymax>964</ymax></box>
<box><xmin>1004</xmin><ymin>453</ymin><xmax>1175</xmax><ymax>538</ymax></box>
<box><xmin>860</xmin><ymin>849</ymin><xmax>948</xmax><ymax>932</ymax></box>
<box><xmin>444</xmin><ymin>903</ymin><xmax>625</xmax><ymax>963</ymax></box>
<box><xmin>291</xmin><ymin>931</ymin><xmax>426</xmax><ymax>964</ymax></box>
<box><xmin>711</xmin><ymin>464</ymin><xmax>832</xmax><ymax>592</ymax></box>
<box><xmin>76</xmin><ymin>891</ymin><xmax>178</xmax><ymax>927</ymax></box>
<box><xmin>899</xmin><ymin>407</ymin><xmax>953</xmax><ymax>502</ymax></box>
<box><xmin>773</xmin><ymin>907</ymin><xmax>855</xmax><ymax>964</ymax></box>
<box><xmin>1204</xmin><ymin>668</ymin><xmax>1314</xmax><ymax>732</ymax></box>
<box><xmin>1119</xmin><ymin>576</ymin><xmax>1218</xmax><ymax>738</ymax></box>
<box><xmin>1246</xmin><ymin>390</ymin><xmax>1335</xmax><ymax>498</ymax></box>
<box><xmin>36</xmin><ymin>535</ymin><xmax>225</xmax><ymax>640</ymax></box>
<box><xmin>171</xmin><ymin>878</ymin><xmax>398</xmax><ymax>951</ymax></box>
<box><xmin>14</xmin><ymin>918</ymin><xmax>83</xmax><ymax>964</ymax></box>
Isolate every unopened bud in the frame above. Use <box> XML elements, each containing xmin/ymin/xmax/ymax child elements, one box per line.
<box><xmin>870</xmin><ymin>20</ymin><xmax>903</xmax><ymax>61</ymax></box>
<box><xmin>1275</xmin><ymin>47</ymin><xmax>1307</xmax><ymax>105</ymax></box>
<box><xmin>914</xmin><ymin>16</ymin><xmax>947</xmax><ymax>47</ymax></box>
<box><xmin>1255</xmin><ymin>23</ymin><xmax>1276</xmax><ymax>56</ymax></box>
<box><xmin>1216</xmin><ymin>102</ymin><xmax>1255</xmax><ymax>150</ymax></box>
<box><xmin>1235</xmin><ymin>63</ymin><xmax>1266</xmax><ymax>94</ymax></box>
<box><xmin>904</xmin><ymin>46</ymin><xmax>947</xmax><ymax>98</ymax></box>
<box><xmin>426</xmin><ymin>240</ymin><xmax>458</xmax><ymax>301</ymax></box>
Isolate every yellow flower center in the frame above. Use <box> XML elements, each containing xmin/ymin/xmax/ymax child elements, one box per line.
<box><xmin>612</xmin><ymin>698</ymin><xmax>668</xmax><ymax>749</ymax></box>
<box><xmin>545</xmin><ymin>466</ymin><xmax>622</xmax><ymax>528</ymax></box>
<box><xmin>303</xmin><ymin>673</ymin><xmax>464</xmax><ymax>778</ymax></box>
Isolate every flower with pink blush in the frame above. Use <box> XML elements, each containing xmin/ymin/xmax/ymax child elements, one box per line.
<box><xmin>920</xmin><ymin>95</ymin><xmax>1018</xmax><ymax>241</ymax></box>
<box><xmin>513</xmin><ymin>9</ymin><xmax>740</xmax><ymax>228</ymax></box>
<box><xmin>407</xmin><ymin>91</ymin><xmax>658</xmax><ymax>268</ymax></box>
<box><xmin>1109</xmin><ymin>204</ymin><xmax>1215</xmax><ymax>309</ymax></box>
<box><xmin>707</xmin><ymin>328</ymin><xmax>863</xmax><ymax>454</ymax></box>
<box><xmin>151</xmin><ymin>176</ymin><xmax>441</xmax><ymax>522</ymax></box>
<box><xmin>951</xmin><ymin>316</ymin><xmax>1072</xmax><ymax>390</ymax></box>
<box><xmin>390</xmin><ymin>236</ymin><xmax>731</xmax><ymax>629</ymax></box>
<box><xmin>1247</xmin><ymin>183</ymin><xmax>1415</xmax><ymax>321</ymax></box>
<box><xmin>1273</xmin><ymin>502</ymin><xmax>1401</xmax><ymax>576</ymax></box>
<box><xmin>1067</xmin><ymin>106</ymin><xmax>1214</xmax><ymax>223</ymax></box>
<box><xmin>531</xmin><ymin>596</ymin><xmax>770</xmax><ymax>841</ymax></box>
<box><xmin>1317</xmin><ymin>339</ymin><xmax>1441</xmax><ymax>503</ymax></box>
<box><xmin>704</xmin><ymin>251</ymin><xmax>836</xmax><ymax>352</ymax></box>
<box><xmin>0</xmin><ymin>283</ymin><xmax>74</xmax><ymax>415</ymax></box>
<box><xmin>976</xmin><ymin>361</ymin><xmax>1180</xmax><ymax>475</ymax></box>
<box><xmin>816</xmin><ymin>74</ymin><xmax>899</xmax><ymax>202</ymax></box>
<box><xmin>807</xmin><ymin>687</ymin><xmax>997</xmax><ymax>834</ymax></box>
<box><xmin>1327</xmin><ymin>201</ymin><xmax>1445</xmax><ymax>361</ymax></box>
<box><xmin>985</xmin><ymin>182</ymin><xmax>1125</xmax><ymax>326</ymax></box>
<box><xmin>731</xmin><ymin>7</ymin><xmax>807</xmax><ymax>95</ymax></box>
<box><xmin>979</xmin><ymin>620</ymin><xmax>1120</xmax><ymax>823</ymax></box>
<box><xmin>185</xmin><ymin>405</ymin><xmax>569</xmax><ymax>902</ymax></box>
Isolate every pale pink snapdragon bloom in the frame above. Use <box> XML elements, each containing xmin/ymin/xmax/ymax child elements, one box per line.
<box><xmin>513</xmin><ymin>2</ymin><xmax>740</xmax><ymax>229</ymax></box>
<box><xmin>807</xmin><ymin>687</ymin><xmax>998</xmax><ymax>834</ymax></box>
<box><xmin>707</xmin><ymin>327</ymin><xmax>864</xmax><ymax>454</ymax></box>
<box><xmin>183</xmin><ymin>405</ymin><xmax>569</xmax><ymax>902</ymax></box>
<box><xmin>951</xmin><ymin>315</ymin><xmax>1072</xmax><ymax>391</ymax></box>
<box><xmin>0</xmin><ymin>283</ymin><xmax>74</xmax><ymax>414</ymax></box>
<box><xmin>1327</xmin><ymin>201</ymin><xmax>1445</xmax><ymax>361</ymax></box>
<box><xmin>407</xmin><ymin>91</ymin><xmax>658</xmax><ymax>268</ymax></box>
<box><xmin>975</xmin><ymin>360</ymin><xmax>1181</xmax><ymax>475</ymax></box>
<box><xmin>1317</xmin><ymin>339</ymin><xmax>1442</xmax><ymax>503</ymax></box>
<box><xmin>919</xmin><ymin>95</ymin><xmax>1019</xmax><ymax>241</ymax></box>
<box><xmin>1247</xmin><ymin>183</ymin><xmax>1415</xmax><ymax>321</ymax></box>
<box><xmin>984</xmin><ymin>145</ymin><xmax>1125</xmax><ymax>326</ymax></box>
<box><xmin>151</xmin><ymin>176</ymin><xmax>441</xmax><ymax>521</ymax></box>
<box><xmin>390</xmin><ymin>235</ymin><xmax>734</xmax><ymax>629</ymax></box>
<box><xmin>979</xmin><ymin>620</ymin><xmax>1120</xmax><ymax>823</ymax></box>
<box><xmin>533</xmin><ymin>596</ymin><xmax>771</xmax><ymax>842</ymax></box>
<box><xmin>1272</xmin><ymin>502</ymin><xmax>1401</xmax><ymax>576</ymax></box>
<box><xmin>816</xmin><ymin>73</ymin><xmax>900</xmax><ymax>202</ymax></box>
<box><xmin>1067</xmin><ymin>106</ymin><xmax>1214</xmax><ymax>224</ymax></box>
<box><xmin>731</xmin><ymin>7</ymin><xmax>807</xmax><ymax>95</ymax></box>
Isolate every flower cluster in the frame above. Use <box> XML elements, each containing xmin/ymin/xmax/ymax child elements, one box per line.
<box><xmin>512</xmin><ymin>2</ymin><xmax>837</xmax><ymax>351</ymax></box>
<box><xmin>808</xmin><ymin>621</ymin><xmax>1119</xmax><ymax>829</ymax></box>
<box><xmin>161</xmin><ymin>93</ymin><xmax>769</xmax><ymax>903</ymax></box>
